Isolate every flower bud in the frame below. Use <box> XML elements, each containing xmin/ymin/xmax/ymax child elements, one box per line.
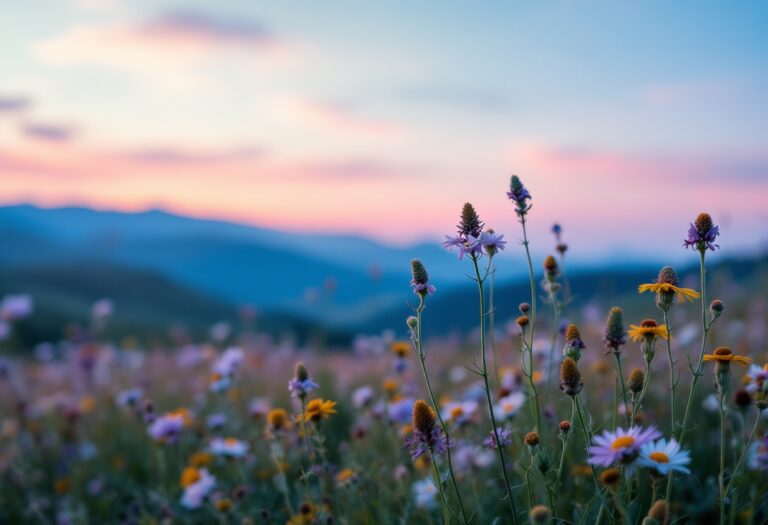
<box><xmin>628</xmin><ymin>368</ymin><xmax>645</xmax><ymax>395</ymax></box>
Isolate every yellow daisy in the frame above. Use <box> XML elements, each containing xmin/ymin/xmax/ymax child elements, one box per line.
<box><xmin>637</xmin><ymin>282</ymin><xmax>700</xmax><ymax>302</ymax></box>
<box><xmin>301</xmin><ymin>398</ymin><xmax>337</xmax><ymax>423</ymax></box>
<box><xmin>627</xmin><ymin>319</ymin><xmax>668</xmax><ymax>341</ymax></box>
<box><xmin>703</xmin><ymin>346</ymin><xmax>751</xmax><ymax>366</ymax></box>
<box><xmin>391</xmin><ymin>341</ymin><xmax>410</xmax><ymax>358</ymax></box>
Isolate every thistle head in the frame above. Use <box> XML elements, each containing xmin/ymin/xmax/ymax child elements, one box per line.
<box><xmin>459</xmin><ymin>203</ymin><xmax>483</xmax><ymax>238</ymax></box>
<box><xmin>559</xmin><ymin>420</ymin><xmax>571</xmax><ymax>434</ymax></box>
<box><xmin>564</xmin><ymin>324</ymin><xmax>585</xmax><ymax>361</ymax></box>
<box><xmin>603</xmin><ymin>306</ymin><xmax>627</xmax><ymax>350</ymax></box>
<box><xmin>411</xmin><ymin>259</ymin><xmax>429</xmax><ymax>286</ymax></box>
<box><xmin>294</xmin><ymin>362</ymin><xmax>309</xmax><ymax>382</ymax></box>
<box><xmin>412</xmin><ymin>400</ymin><xmax>436</xmax><ymax>436</ymax></box>
<box><xmin>529</xmin><ymin>505</ymin><xmax>552</xmax><ymax>524</ymax></box>
<box><xmin>600</xmin><ymin>468</ymin><xmax>621</xmax><ymax>490</ymax></box>
<box><xmin>565</xmin><ymin>324</ymin><xmax>581</xmax><ymax>342</ymax></box>
<box><xmin>695</xmin><ymin>212</ymin><xmax>713</xmax><ymax>233</ymax></box>
<box><xmin>628</xmin><ymin>368</ymin><xmax>645</xmax><ymax>394</ymax></box>
<box><xmin>543</xmin><ymin>255</ymin><xmax>559</xmax><ymax>281</ymax></box>
<box><xmin>524</xmin><ymin>431</ymin><xmax>540</xmax><ymax>448</ymax></box>
<box><xmin>510</xmin><ymin>175</ymin><xmax>524</xmax><ymax>192</ymax></box>
<box><xmin>657</xmin><ymin>266</ymin><xmax>679</xmax><ymax>286</ymax></box>
<box><xmin>560</xmin><ymin>358</ymin><xmax>583</xmax><ymax>396</ymax></box>
<box><xmin>710</xmin><ymin>299</ymin><xmax>724</xmax><ymax>319</ymax></box>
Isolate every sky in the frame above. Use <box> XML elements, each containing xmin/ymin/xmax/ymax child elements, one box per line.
<box><xmin>2</xmin><ymin>1</ymin><xmax>768</xmax><ymax>262</ymax></box>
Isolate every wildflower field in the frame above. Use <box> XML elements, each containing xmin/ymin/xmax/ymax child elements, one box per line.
<box><xmin>1</xmin><ymin>176</ymin><xmax>767</xmax><ymax>525</ymax></box>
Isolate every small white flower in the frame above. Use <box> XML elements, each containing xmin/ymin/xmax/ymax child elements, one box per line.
<box><xmin>181</xmin><ymin>469</ymin><xmax>216</xmax><ymax>509</ymax></box>
<box><xmin>493</xmin><ymin>392</ymin><xmax>526</xmax><ymax>420</ymax></box>
<box><xmin>638</xmin><ymin>438</ymin><xmax>691</xmax><ymax>475</ymax></box>
<box><xmin>412</xmin><ymin>477</ymin><xmax>438</xmax><ymax>509</ymax></box>
<box><xmin>210</xmin><ymin>437</ymin><xmax>248</xmax><ymax>458</ymax></box>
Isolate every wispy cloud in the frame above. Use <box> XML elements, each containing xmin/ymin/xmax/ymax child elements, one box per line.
<box><xmin>280</xmin><ymin>97</ymin><xmax>404</xmax><ymax>137</ymax></box>
<box><xmin>0</xmin><ymin>95</ymin><xmax>32</xmax><ymax>113</ymax></box>
<box><xmin>20</xmin><ymin>122</ymin><xmax>77</xmax><ymax>142</ymax></box>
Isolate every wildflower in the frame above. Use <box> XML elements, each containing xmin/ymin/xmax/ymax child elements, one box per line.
<box><xmin>644</xmin><ymin>499</ymin><xmax>670</xmax><ymax>525</ymax></box>
<box><xmin>412</xmin><ymin>477</ymin><xmax>438</xmax><ymax>509</ymax></box>
<box><xmin>603</xmin><ymin>307</ymin><xmax>627</xmax><ymax>351</ymax></box>
<box><xmin>734</xmin><ymin>389</ymin><xmax>752</xmax><ymax>411</ymax></box>
<box><xmin>529</xmin><ymin>505</ymin><xmax>552</xmax><ymax>524</ymax></box>
<box><xmin>387</xmin><ymin>397</ymin><xmax>414</xmax><ymax>424</ymax></box>
<box><xmin>524</xmin><ymin>431</ymin><xmax>540</xmax><ymax>448</ymax></box>
<box><xmin>559</xmin><ymin>420</ymin><xmax>571</xmax><ymax>434</ymax></box>
<box><xmin>747</xmin><ymin>435</ymin><xmax>768</xmax><ymax>471</ymax></box>
<box><xmin>484</xmin><ymin>427</ymin><xmax>513</xmax><ymax>448</ymax></box>
<box><xmin>507</xmin><ymin>175</ymin><xmax>532</xmax><ymax>216</ymax></box>
<box><xmin>683</xmin><ymin>212</ymin><xmax>720</xmax><ymax>252</ymax></box>
<box><xmin>212</xmin><ymin>347</ymin><xmax>244</xmax><ymax>376</ymax></box>
<box><xmin>288</xmin><ymin>362</ymin><xmax>318</xmax><ymax>400</ymax></box>
<box><xmin>189</xmin><ymin>451</ymin><xmax>213</xmax><ymax>468</ymax></box>
<box><xmin>301</xmin><ymin>399</ymin><xmax>337</xmax><ymax>423</ymax></box>
<box><xmin>206</xmin><ymin>412</ymin><xmax>227</xmax><ymax>430</ymax></box>
<box><xmin>628</xmin><ymin>368</ymin><xmax>645</xmax><ymax>395</ymax></box>
<box><xmin>352</xmin><ymin>386</ymin><xmax>374</xmax><ymax>409</ymax></box>
<box><xmin>180</xmin><ymin>468</ymin><xmax>215</xmax><ymax>509</ymax></box>
<box><xmin>115</xmin><ymin>388</ymin><xmax>142</xmax><ymax>408</ymax></box>
<box><xmin>638</xmin><ymin>438</ymin><xmax>691</xmax><ymax>475</ymax></box>
<box><xmin>453</xmin><ymin>443</ymin><xmax>496</xmax><ymax>472</ymax></box>
<box><xmin>563</xmin><ymin>324</ymin><xmax>585</xmax><ymax>361</ymax></box>
<box><xmin>209</xmin><ymin>372</ymin><xmax>232</xmax><ymax>393</ymax></box>
<box><xmin>710</xmin><ymin>299</ymin><xmax>725</xmax><ymax>319</ymax></box>
<box><xmin>480</xmin><ymin>228</ymin><xmax>507</xmax><ymax>256</ymax></box>
<box><xmin>405</xmin><ymin>400</ymin><xmax>448</xmax><ymax>459</ymax></box>
<box><xmin>335</xmin><ymin>468</ymin><xmax>357</xmax><ymax>487</ymax></box>
<box><xmin>410</xmin><ymin>259</ymin><xmax>436</xmax><ymax>296</ymax></box>
<box><xmin>543</xmin><ymin>255</ymin><xmax>558</xmax><ymax>282</ymax></box>
<box><xmin>638</xmin><ymin>266</ymin><xmax>700</xmax><ymax>311</ymax></box>
<box><xmin>519</xmin><ymin>302</ymin><xmax>531</xmax><ymax>314</ymax></box>
<box><xmin>628</xmin><ymin>319</ymin><xmax>668</xmax><ymax>342</ymax></box>
<box><xmin>588</xmin><ymin>426</ymin><xmax>661</xmax><ymax>466</ymax></box>
<box><xmin>600</xmin><ymin>467</ymin><xmax>621</xmax><ymax>489</ymax></box>
<box><xmin>559</xmin><ymin>358</ymin><xmax>583</xmax><ymax>397</ymax></box>
<box><xmin>147</xmin><ymin>412</ymin><xmax>185</xmax><ymax>443</ymax></box>
<box><xmin>267</xmin><ymin>408</ymin><xmax>289</xmax><ymax>432</ymax></box>
<box><xmin>443</xmin><ymin>203</ymin><xmax>486</xmax><ymax>259</ymax></box>
<box><xmin>0</xmin><ymin>294</ymin><xmax>33</xmax><ymax>320</ymax></box>
<box><xmin>214</xmin><ymin>498</ymin><xmax>233</xmax><ymax>513</ymax></box>
<box><xmin>210</xmin><ymin>437</ymin><xmax>248</xmax><ymax>458</ymax></box>
<box><xmin>515</xmin><ymin>315</ymin><xmax>530</xmax><ymax>334</ymax></box>
<box><xmin>746</xmin><ymin>364</ymin><xmax>768</xmax><ymax>393</ymax></box>
<box><xmin>441</xmin><ymin>400</ymin><xmax>478</xmax><ymax>426</ymax></box>
<box><xmin>493</xmin><ymin>391</ymin><xmax>526</xmax><ymax>420</ymax></box>
<box><xmin>703</xmin><ymin>346</ymin><xmax>752</xmax><ymax>367</ymax></box>
<box><xmin>180</xmin><ymin>467</ymin><xmax>202</xmax><ymax>488</ymax></box>
<box><xmin>248</xmin><ymin>397</ymin><xmax>270</xmax><ymax>419</ymax></box>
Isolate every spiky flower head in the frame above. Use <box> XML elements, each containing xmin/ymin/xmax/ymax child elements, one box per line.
<box><xmin>628</xmin><ymin>368</ymin><xmax>645</xmax><ymax>394</ymax></box>
<box><xmin>600</xmin><ymin>467</ymin><xmax>621</xmax><ymax>489</ymax></box>
<box><xmin>638</xmin><ymin>265</ymin><xmax>700</xmax><ymax>311</ymax></box>
<box><xmin>410</xmin><ymin>259</ymin><xmax>436</xmax><ymax>297</ymax></box>
<box><xmin>603</xmin><ymin>307</ymin><xmax>627</xmax><ymax>351</ymax></box>
<box><xmin>524</xmin><ymin>431</ymin><xmax>540</xmax><ymax>447</ymax></box>
<box><xmin>529</xmin><ymin>505</ymin><xmax>552</xmax><ymax>524</ymax></box>
<box><xmin>405</xmin><ymin>400</ymin><xmax>448</xmax><ymax>458</ymax></box>
<box><xmin>657</xmin><ymin>266</ymin><xmax>679</xmax><ymax>286</ymax></box>
<box><xmin>412</xmin><ymin>400</ymin><xmax>436</xmax><ymax>436</ymax></box>
<box><xmin>564</xmin><ymin>324</ymin><xmax>586</xmax><ymax>361</ymax></box>
<box><xmin>459</xmin><ymin>203</ymin><xmax>483</xmax><ymax>238</ymax></box>
<box><xmin>684</xmin><ymin>212</ymin><xmax>720</xmax><ymax>252</ymax></box>
<box><xmin>559</xmin><ymin>420</ymin><xmax>571</xmax><ymax>434</ymax></box>
<box><xmin>295</xmin><ymin>362</ymin><xmax>309</xmax><ymax>382</ymax></box>
<box><xmin>289</xmin><ymin>363</ymin><xmax>318</xmax><ymax>400</ymax></box>
<box><xmin>507</xmin><ymin>175</ymin><xmax>532</xmax><ymax>216</ymax></box>
<box><xmin>560</xmin><ymin>358</ymin><xmax>583</xmax><ymax>396</ymax></box>
<box><xmin>543</xmin><ymin>255</ymin><xmax>558</xmax><ymax>282</ymax></box>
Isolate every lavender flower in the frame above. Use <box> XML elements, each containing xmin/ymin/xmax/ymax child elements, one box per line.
<box><xmin>507</xmin><ymin>175</ymin><xmax>532</xmax><ymax>216</ymax></box>
<box><xmin>404</xmin><ymin>426</ymin><xmax>450</xmax><ymax>459</ymax></box>
<box><xmin>289</xmin><ymin>362</ymin><xmax>318</xmax><ymax>399</ymax></box>
<box><xmin>683</xmin><ymin>212</ymin><xmax>720</xmax><ymax>252</ymax></box>
<box><xmin>484</xmin><ymin>427</ymin><xmax>513</xmax><ymax>449</ymax></box>
<box><xmin>443</xmin><ymin>204</ymin><xmax>487</xmax><ymax>260</ymax></box>
<box><xmin>588</xmin><ymin>426</ymin><xmax>661</xmax><ymax>466</ymax></box>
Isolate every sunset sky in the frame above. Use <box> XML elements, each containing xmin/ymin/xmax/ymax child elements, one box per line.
<box><xmin>2</xmin><ymin>1</ymin><xmax>768</xmax><ymax>261</ymax></box>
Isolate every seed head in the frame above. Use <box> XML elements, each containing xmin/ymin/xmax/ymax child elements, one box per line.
<box><xmin>519</xmin><ymin>302</ymin><xmax>531</xmax><ymax>314</ymax></box>
<box><xmin>411</xmin><ymin>259</ymin><xmax>429</xmax><ymax>285</ymax></box>
<box><xmin>294</xmin><ymin>362</ymin><xmax>309</xmax><ymax>382</ymax></box>
<box><xmin>560</xmin><ymin>358</ymin><xmax>583</xmax><ymax>396</ymax></box>
<box><xmin>543</xmin><ymin>255</ymin><xmax>558</xmax><ymax>272</ymax></box>
<box><xmin>459</xmin><ymin>203</ymin><xmax>483</xmax><ymax>238</ymax></box>
<box><xmin>600</xmin><ymin>467</ymin><xmax>621</xmax><ymax>488</ymax></box>
<box><xmin>524</xmin><ymin>431</ymin><xmax>540</xmax><ymax>447</ymax></box>
<box><xmin>657</xmin><ymin>266</ymin><xmax>679</xmax><ymax>286</ymax></box>
<box><xmin>641</xmin><ymin>319</ymin><xmax>658</xmax><ymax>328</ymax></box>
<box><xmin>695</xmin><ymin>212</ymin><xmax>714</xmax><ymax>233</ymax></box>
<box><xmin>559</xmin><ymin>420</ymin><xmax>571</xmax><ymax>433</ymax></box>
<box><xmin>516</xmin><ymin>315</ymin><xmax>530</xmax><ymax>328</ymax></box>
<box><xmin>628</xmin><ymin>368</ymin><xmax>645</xmax><ymax>394</ymax></box>
<box><xmin>646</xmin><ymin>499</ymin><xmax>669</xmax><ymax>524</ymax></box>
<box><xmin>734</xmin><ymin>389</ymin><xmax>752</xmax><ymax>409</ymax></box>
<box><xmin>529</xmin><ymin>505</ymin><xmax>552</xmax><ymax>524</ymax></box>
<box><xmin>412</xmin><ymin>400</ymin><xmax>436</xmax><ymax>436</ymax></box>
<box><xmin>710</xmin><ymin>299</ymin><xmax>724</xmax><ymax>319</ymax></box>
<box><xmin>565</xmin><ymin>324</ymin><xmax>581</xmax><ymax>342</ymax></box>
<box><xmin>603</xmin><ymin>306</ymin><xmax>627</xmax><ymax>350</ymax></box>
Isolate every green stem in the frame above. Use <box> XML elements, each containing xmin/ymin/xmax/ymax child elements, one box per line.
<box><xmin>679</xmin><ymin>250</ymin><xmax>710</xmax><ymax>444</ymax></box>
<box><xmin>520</xmin><ymin>215</ymin><xmax>540</xmax><ymax>431</ymax></box>
<box><xmin>573</xmin><ymin>396</ymin><xmax>601</xmax><ymax>494</ymax></box>
<box><xmin>724</xmin><ymin>411</ymin><xmax>762</xmax><ymax>499</ymax></box>
<box><xmin>662</xmin><ymin>310</ymin><xmax>676</xmax><ymax>435</ymax></box>
<box><xmin>414</xmin><ymin>299</ymin><xmax>469</xmax><ymax>524</ymax></box>
<box><xmin>431</xmin><ymin>455</ymin><xmax>452</xmax><ymax>525</ymax></box>
<box><xmin>614</xmin><ymin>351</ymin><xmax>631</xmax><ymax>428</ymax></box>
<box><xmin>472</xmin><ymin>256</ymin><xmax>521</xmax><ymax>524</ymax></box>
<box><xmin>719</xmin><ymin>393</ymin><xmax>727</xmax><ymax>525</ymax></box>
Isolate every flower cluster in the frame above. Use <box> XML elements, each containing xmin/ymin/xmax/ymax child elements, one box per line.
<box><xmin>442</xmin><ymin>203</ymin><xmax>506</xmax><ymax>260</ymax></box>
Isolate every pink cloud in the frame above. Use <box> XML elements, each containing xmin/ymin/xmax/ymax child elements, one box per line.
<box><xmin>280</xmin><ymin>97</ymin><xmax>405</xmax><ymax>138</ymax></box>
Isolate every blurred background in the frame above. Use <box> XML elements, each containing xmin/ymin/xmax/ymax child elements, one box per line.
<box><xmin>2</xmin><ymin>1</ymin><xmax>768</xmax><ymax>350</ymax></box>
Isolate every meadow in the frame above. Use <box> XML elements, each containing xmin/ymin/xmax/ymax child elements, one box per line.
<box><xmin>1</xmin><ymin>175</ymin><xmax>767</xmax><ymax>525</ymax></box>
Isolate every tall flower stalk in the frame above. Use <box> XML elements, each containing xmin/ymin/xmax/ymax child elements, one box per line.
<box><xmin>443</xmin><ymin>203</ymin><xmax>518</xmax><ymax>523</ymax></box>
<box><xmin>408</xmin><ymin>260</ymin><xmax>469</xmax><ymax>525</ymax></box>
<box><xmin>507</xmin><ymin>175</ymin><xmax>542</xmax><ymax>433</ymax></box>
<box><xmin>603</xmin><ymin>307</ymin><xmax>629</xmax><ymax>428</ymax></box>
<box><xmin>678</xmin><ymin>213</ymin><xmax>722</xmax><ymax>445</ymax></box>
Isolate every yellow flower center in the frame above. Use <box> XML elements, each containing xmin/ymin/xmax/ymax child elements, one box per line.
<box><xmin>649</xmin><ymin>451</ymin><xmax>670</xmax><ymax>463</ymax></box>
<box><xmin>451</xmin><ymin>406</ymin><xmax>464</xmax><ymax>419</ymax></box>
<box><xmin>611</xmin><ymin>436</ymin><xmax>635</xmax><ymax>450</ymax></box>
<box><xmin>225</xmin><ymin>437</ymin><xmax>239</xmax><ymax>446</ymax></box>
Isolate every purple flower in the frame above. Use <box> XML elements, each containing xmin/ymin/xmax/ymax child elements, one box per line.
<box><xmin>683</xmin><ymin>213</ymin><xmax>720</xmax><ymax>252</ymax></box>
<box><xmin>507</xmin><ymin>175</ymin><xmax>532</xmax><ymax>216</ymax></box>
<box><xmin>588</xmin><ymin>426</ymin><xmax>661</xmax><ymax>467</ymax></box>
<box><xmin>748</xmin><ymin>435</ymin><xmax>768</xmax><ymax>471</ymax></box>
<box><xmin>288</xmin><ymin>377</ymin><xmax>318</xmax><ymax>399</ymax></box>
<box><xmin>480</xmin><ymin>231</ymin><xmax>507</xmax><ymax>254</ymax></box>
<box><xmin>484</xmin><ymin>427</ymin><xmax>513</xmax><ymax>449</ymax></box>
<box><xmin>410</xmin><ymin>282</ymin><xmax>436</xmax><ymax>295</ymax></box>
<box><xmin>410</xmin><ymin>259</ymin><xmax>436</xmax><ymax>296</ymax></box>
<box><xmin>404</xmin><ymin>427</ymin><xmax>450</xmax><ymax>459</ymax></box>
